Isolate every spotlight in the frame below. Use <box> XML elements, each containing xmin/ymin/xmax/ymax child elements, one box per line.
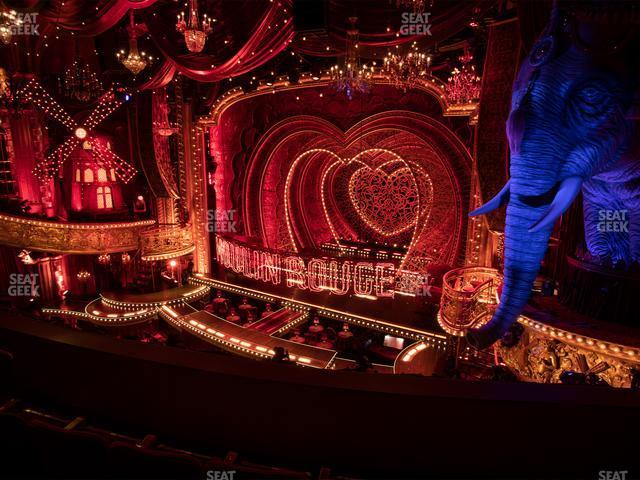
<box><xmin>114</xmin><ymin>86</ymin><xmax>132</xmax><ymax>102</ymax></box>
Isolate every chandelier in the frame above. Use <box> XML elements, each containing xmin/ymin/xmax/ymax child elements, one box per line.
<box><xmin>383</xmin><ymin>42</ymin><xmax>431</xmax><ymax>91</ymax></box>
<box><xmin>153</xmin><ymin>89</ymin><xmax>177</xmax><ymax>137</ymax></box>
<box><xmin>395</xmin><ymin>0</ymin><xmax>426</xmax><ymax>14</ymax></box>
<box><xmin>0</xmin><ymin>8</ymin><xmax>18</xmax><ymax>45</ymax></box>
<box><xmin>445</xmin><ymin>51</ymin><xmax>481</xmax><ymax>106</ymax></box>
<box><xmin>62</xmin><ymin>58</ymin><xmax>103</xmax><ymax>102</ymax></box>
<box><xmin>176</xmin><ymin>0</ymin><xmax>213</xmax><ymax>53</ymax></box>
<box><xmin>76</xmin><ymin>270</ymin><xmax>91</xmax><ymax>281</ymax></box>
<box><xmin>98</xmin><ymin>254</ymin><xmax>111</xmax><ymax>265</ymax></box>
<box><xmin>330</xmin><ymin>17</ymin><xmax>374</xmax><ymax>100</ymax></box>
<box><xmin>117</xmin><ymin>12</ymin><xmax>152</xmax><ymax>75</ymax></box>
<box><xmin>153</xmin><ymin>121</ymin><xmax>178</xmax><ymax>137</ymax></box>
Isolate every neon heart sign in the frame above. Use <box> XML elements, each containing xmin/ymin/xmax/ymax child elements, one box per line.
<box><xmin>348</xmin><ymin>164</ymin><xmax>419</xmax><ymax>237</ymax></box>
<box><xmin>285</xmin><ymin>148</ymin><xmax>433</xmax><ymax>272</ymax></box>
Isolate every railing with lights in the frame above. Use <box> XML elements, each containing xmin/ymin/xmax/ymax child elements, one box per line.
<box><xmin>437</xmin><ymin>267</ymin><xmax>502</xmax><ymax>337</ymax></box>
<box><xmin>189</xmin><ymin>275</ymin><xmax>446</xmax><ymax>343</ymax></box>
<box><xmin>42</xmin><ymin>305</ymin><xmax>157</xmax><ymax>326</ymax></box>
<box><xmin>159</xmin><ymin>308</ymin><xmax>336</xmax><ymax>369</ymax></box>
<box><xmin>140</xmin><ymin>224</ymin><xmax>195</xmax><ymax>261</ymax></box>
<box><xmin>0</xmin><ymin>214</ymin><xmax>155</xmax><ymax>254</ymax></box>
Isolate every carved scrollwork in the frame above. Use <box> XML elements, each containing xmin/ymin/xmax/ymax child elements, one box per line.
<box><xmin>0</xmin><ymin>214</ymin><xmax>155</xmax><ymax>254</ymax></box>
<box><xmin>498</xmin><ymin>322</ymin><xmax>638</xmax><ymax>388</ymax></box>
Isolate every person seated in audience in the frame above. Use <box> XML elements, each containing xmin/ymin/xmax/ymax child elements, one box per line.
<box><xmin>261</xmin><ymin>303</ymin><xmax>273</xmax><ymax>318</ymax></box>
<box><xmin>271</xmin><ymin>346</ymin><xmax>291</xmax><ymax>363</ymax></box>
<box><xmin>338</xmin><ymin>323</ymin><xmax>353</xmax><ymax>339</ymax></box>
<box><xmin>212</xmin><ymin>290</ymin><xmax>228</xmax><ymax>313</ymax></box>
<box><xmin>226</xmin><ymin>308</ymin><xmax>241</xmax><ymax>323</ymax></box>
<box><xmin>308</xmin><ymin>316</ymin><xmax>323</xmax><ymax>333</ymax></box>
<box><xmin>290</xmin><ymin>329</ymin><xmax>306</xmax><ymax>344</ymax></box>
<box><xmin>315</xmin><ymin>333</ymin><xmax>334</xmax><ymax>350</ymax></box>
<box><xmin>237</xmin><ymin>297</ymin><xmax>254</xmax><ymax>321</ymax></box>
<box><xmin>245</xmin><ymin>311</ymin><xmax>257</xmax><ymax>324</ymax></box>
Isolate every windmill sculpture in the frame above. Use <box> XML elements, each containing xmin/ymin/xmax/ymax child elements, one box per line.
<box><xmin>20</xmin><ymin>78</ymin><xmax>137</xmax><ymax>183</ymax></box>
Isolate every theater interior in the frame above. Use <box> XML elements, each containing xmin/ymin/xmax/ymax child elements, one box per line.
<box><xmin>0</xmin><ymin>0</ymin><xmax>639</xmax><ymax>478</ymax></box>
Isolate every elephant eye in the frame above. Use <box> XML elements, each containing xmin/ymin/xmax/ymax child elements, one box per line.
<box><xmin>564</xmin><ymin>78</ymin><xmax>622</xmax><ymax>127</ymax></box>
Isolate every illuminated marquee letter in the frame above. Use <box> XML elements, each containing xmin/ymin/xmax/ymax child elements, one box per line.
<box><xmin>375</xmin><ymin>263</ymin><xmax>396</xmax><ymax>297</ymax></box>
<box><xmin>307</xmin><ymin>259</ymin><xmax>327</xmax><ymax>292</ymax></box>
<box><xmin>284</xmin><ymin>256</ymin><xmax>307</xmax><ymax>289</ymax></box>
<box><xmin>353</xmin><ymin>262</ymin><xmax>374</xmax><ymax>295</ymax></box>
<box><xmin>327</xmin><ymin>260</ymin><xmax>350</xmax><ymax>295</ymax></box>
<box><xmin>259</xmin><ymin>252</ymin><xmax>281</xmax><ymax>285</ymax></box>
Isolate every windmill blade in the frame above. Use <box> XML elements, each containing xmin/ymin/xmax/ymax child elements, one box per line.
<box><xmin>92</xmin><ymin>138</ymin><xmax>137</xmax><ymax>184</ymax></box>
<box><xmin>19</xmin><ymin>78</ymin><xmax>77</xmax><ymax>132</ymax></box>
<box><xmin>84</xmin><ymin>88</ymin><xmax>130</xmax><ymax>131</ymax></box>
<box><xmin>33</xmin><ymin>136</ymin><xmax>81</xmax><ymax>180</ymax></box>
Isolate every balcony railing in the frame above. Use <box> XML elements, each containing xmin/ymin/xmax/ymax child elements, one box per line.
<box><xmin>0</xmin><ymin>213</ymin><xmax>155</xmax><ymax>254</ymax></box>
<box><xmin>140</xmin><ymin>224</ymin><xmax>194</xmax><ymax>261</ymax></box>
<box><xmin>437</xmin><ymin>266</ymin><xmax>502</xmax><ymax>336</ymax></box>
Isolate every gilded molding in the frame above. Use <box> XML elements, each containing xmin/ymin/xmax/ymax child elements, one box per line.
<box><xmin>0</xmin><ymin>214</ymin><xmax>155</xmax><ymax>254</ymax></box>
<box><xmin>499</xmin><ymin>317</ymin><xmax>640</xmax><ymax>388</ymax></box>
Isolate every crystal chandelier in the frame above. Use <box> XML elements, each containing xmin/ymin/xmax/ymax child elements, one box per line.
<box><xmin>176</xmin><ymin>0</ymin><xmax>213</xmax><ymax>53</ymax></box>
<box><xmin>153</xmin><ymin>121</ymin><xmax>178</xmax><ymax>137</ymax></box>
<box><xmin>395</xmin><ymin>0</ymin><xmax>426</xmax><ymax>14</ymax></box>
<box><xmin>383</xmin><ymin>42</ymin><xmax>431</xmax><ymax>91</ymax></box>
<box><xmin>330</xmin><ymin>17</ymin><xmax>374</xmax><ymax>100</ymax></box>
<box><xmin>62</xmin><ymin>58</ymin><xmax>103</xmax><ymax>102</ymax></box>
<box><xmin>445</xmin><ymin>51</ymin><xmax>481</xmax><ymax>106</ymax></box>
<box><xmin>117</xmin><ymin>12</ymin><xmax>152</xmax><ymax>76</ymax></box>
<box><xmin>153</xmin><ymin>89</ymin><xmax>177</xmax><ymax>137</ymax></box>
<box><xmin>0</xmin><ymin>9</ymin><xmax>18</xmax><ymax>45</ymax></box>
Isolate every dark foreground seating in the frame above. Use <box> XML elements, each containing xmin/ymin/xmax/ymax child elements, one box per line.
<box><xmin>0</xmin><ymin>402</ymin><xmax>313</xmax><ymax>479</ymax></box>
<box><xmin>108</xmin><ymin>441</ymin><xmax>203</xmax><ymax>480</ymax></box>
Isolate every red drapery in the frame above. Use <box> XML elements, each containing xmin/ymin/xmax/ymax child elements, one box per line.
<box><xmin>140</xmin><ymin>0</ymin><xmax>294</xmax><ymax>87</ymax></box>
<box><xmin>16</xmin><ymin>0</ymin><xmax>294</xmax><ymax>89</ymax></box>
<box><xmin>34</xmin><ymin>0</ymin><xmax>159</xmax><ymax>36</ymax></box>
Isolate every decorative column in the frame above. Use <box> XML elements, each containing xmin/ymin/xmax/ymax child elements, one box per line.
<box><xmin>182</xmin><ymin>102</ymin><xmax>210</xmax><ymax>274</ymax></box>
<box><xmin>471</xmin><ymin>17</ymin><xmax>521</xmax><ymax>269</ymax></box>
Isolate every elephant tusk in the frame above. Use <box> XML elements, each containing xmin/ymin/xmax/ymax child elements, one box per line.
<box><xmin>528</xmin><ymin>176</ymin><xmax>583</xmax><ymax>232</ymax></box>
<box><xmin>469</xmin><ymin>180</ymin><xmax>511</xmax><ymax>217</ymax></box>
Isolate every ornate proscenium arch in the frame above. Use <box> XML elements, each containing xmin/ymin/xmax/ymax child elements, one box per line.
<box><xmin>242</xmin><ymin>112</ymin><xmax>472</xmax><ymax>270</ymax></box>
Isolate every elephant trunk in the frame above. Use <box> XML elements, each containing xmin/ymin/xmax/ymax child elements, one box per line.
<box><xmin>466</xmin><ymin>197</ymin><xmax>555</xmax><ymax>350</ymax></box>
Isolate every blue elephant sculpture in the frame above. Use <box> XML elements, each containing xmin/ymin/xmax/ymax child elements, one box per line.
<box><xmin>466</xmin><ymin>3</ymin><xmax>638</xmax><ymax>349</ymax></box>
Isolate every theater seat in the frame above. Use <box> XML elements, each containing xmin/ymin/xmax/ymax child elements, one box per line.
<box><xmin>0</xmin><ymin>413</ymin><xmax>31</xmax><ymax>477</ymax></box>
<box><xmin>108</xmin><ymin>441</ymin><xmax>204</xmax><ymax>479</ymax></box>
<box><xmin>27</xmin><ymin>418</ymin><xmax>110</xmax><ymax>478</ymax></box>
<box><xmin>0</xmin><ymin>349</ymin><xmax>14</xmax><ymax>397</ymax></box>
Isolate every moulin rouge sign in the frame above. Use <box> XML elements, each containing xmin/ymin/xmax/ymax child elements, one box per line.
<box><xmin>215</xmin><ymin>236</ymin><xmax>398</xmax><ymax>298</ymax></box>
